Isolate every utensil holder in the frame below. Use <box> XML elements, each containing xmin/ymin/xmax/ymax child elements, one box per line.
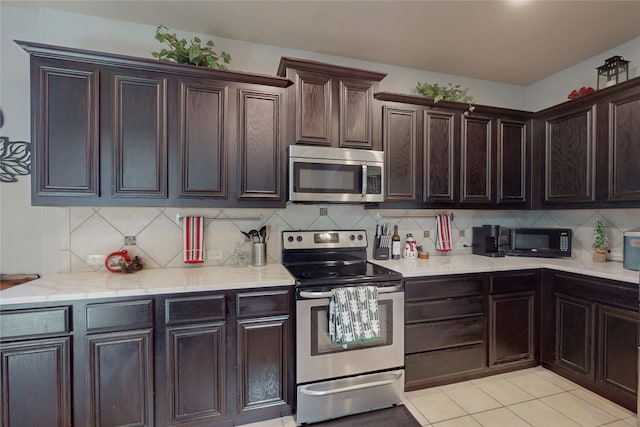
<box><xmin>373</xmin><ymin>237</ymin><xmax>389</xmax><ymax>260</ymax></box>
<box><xmin>252</xmin><ymin>242</ymin><xmax>266</xmax><ymax>266</ymax></box>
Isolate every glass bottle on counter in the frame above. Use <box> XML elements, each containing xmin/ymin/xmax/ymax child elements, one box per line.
<box><xmin>391</xmin><ymin>225</ymin><xmax>401</xmax><ymax>260</ymax></box>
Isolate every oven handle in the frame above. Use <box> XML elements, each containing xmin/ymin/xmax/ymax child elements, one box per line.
<box><xmin>298</xmin><ymin>284</ymin><xmax>402</xmax><ymax>299</ymax></box>
<box><xmin>361</xmin><ymin>163</ymin><xmax>368</xmax><ymax>197</ymax></box>
<box><xmin>298</xmin><ymin>371</ymin><xmax>403</xmax><ymax>396</ymax></box>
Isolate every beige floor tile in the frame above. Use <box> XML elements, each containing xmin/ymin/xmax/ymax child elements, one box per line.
<box><xmin>508</xmin><ymin>399</ymin><xmax>581</xmax><ymax>427</ymax></box>
<box><xmin>505</xmin><ymin>372</ymin><xmax>565</xmax><ymax>398</ymax></box>
<box><xmin>471</xmin><ymin>407</ymin><xmax>531</xmax><ymax>427</ymax></box>
<box><xmin>402</xmin><ymin>399</ymin><xmax>432</xmax><ymax>426</ymax></box>
<box><xmin>443</xmin><ymin>384</ymin><xmax>502</xmax><ymax>414</ymax></box>
<box><xmin>406</xmin><ymin>385</ymin><xmax>443</xmax><ymax>399</ymax></box>
<box><xmin>242</xmin><ymin>417</ymin><xmax>284</xmax><ymax>427</ymax></box>
<box><xmin>604</xmin><ymin>422</ymin><xmax>636</xmax><ymax>427</ymax></box>
<box><xmin>475</xmin><ymin>378</ymin><xmax>535</xmax><ymax>406</ymax></box>
<box><xmin>282</xmin><ymin>416</ymin><xmax>297</xmax><ymax>427</ymax></box>
<box><xmin>569</xmin><ymin>388</ymin><xmax>634</xmax><ymax>420</ymax></box>
<box><xmin>433</xmin><ymin>415</ymin><xmax>481</xmax><ymax>427</ymax></box>
<box><xmin>411</xmin><ymin>390</ymin><xmax>467</xmax><ymax>424</ymax></box>
<box><xmin>541</xmin><ymin>392</ymin><xmax>617</xmax><ymax>426</ymax></box>
<box><xmin>624</xmin><ymin>415</ymin><xmax>638</xmax><ymax>426</ymax></box>
<box><xmin>535</xmin><ymin>370</ymin><xmax>581</xmax><ymax>391</ymax></box>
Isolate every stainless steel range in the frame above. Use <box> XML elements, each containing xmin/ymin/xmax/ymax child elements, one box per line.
<box><xmin>282</xmin><ymin>229</ymin><xmax>405</xmax><ymax>425</ymax></box>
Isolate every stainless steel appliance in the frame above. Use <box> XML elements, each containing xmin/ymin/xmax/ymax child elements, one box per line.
<box><xmin>282</xmin><ymin>229</ymin><xmax>404</xmax><ymax>425</ymax></box>
<box><xmin>472</xmin><ymin>225</ymin><xmax>510</xmax><ymax>257</ymax></box>
<box><xmin>505</xmin><ymin>228</ymin><xmax>572</xmax><ymax>258</ymax></box>
<box><xmin>623</xmin><ymin>228</ymin><xmax>640</xmax><ymax>271</ymax></box>
<box><xmin>288</xmin><ymin>145</ymin><xmax>384</xmax><ymax>203</ymax></box>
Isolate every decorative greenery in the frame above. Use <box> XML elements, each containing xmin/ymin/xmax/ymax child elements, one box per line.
<box><xmin>592</xmin><ymin>220</ymin><xmax>609</xmax><ymax>251</ymax></box>
<box><xmin>411</xmin><ymin>82</ymin><xmax>475</xmax><ymax>115</ymax></box>
<box><xmin>152</xmin><ymin>25</ymin><xmax>231</xmax><ymax>69</ymax></box>
<box><xmin>118</xmin><ymin>256</ymin><xmax>144</xmax><ymax>273</ymax></box>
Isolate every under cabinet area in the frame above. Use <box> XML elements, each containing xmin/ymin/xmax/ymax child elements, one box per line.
<box><xmin>541</xmin><ymin>271</ymin><xmax>638</xmax><ymax>411</ymax></box>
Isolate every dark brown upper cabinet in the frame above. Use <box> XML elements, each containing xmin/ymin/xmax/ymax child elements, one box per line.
<box><xmin>18</xmin><ymin>40</ymin><xmax>291</xmax><ymax>207</ymax></box>
<box><xmin>374</xmin><ymin>93</ymin><xmax>531</xmax><ymax>209</ymax></box>
<box><xmin>533</xmin><ymin>76</ymin><xmax>640</xmax><ymax>208</ymax></box>
<box><xmin>277</xmin><ymin>57</ymin><xmax>386</xmax><ymax>150</ymax></box>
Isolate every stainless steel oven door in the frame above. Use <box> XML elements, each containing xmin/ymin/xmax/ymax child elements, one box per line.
<box><xmin>296</xmin><ymin>285</ymin><xmax>404</xmax><ymax>384</ymax></box>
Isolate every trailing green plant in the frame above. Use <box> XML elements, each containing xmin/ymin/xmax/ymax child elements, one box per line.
<box><xmin>592</xmin><ymin>220</ymin><xmax>609</xmax><ymax>251</ymax></box>
<box><xmin>151</xmin><ymin>25</ymin><xmax>231</xmax><ymax>69</ymax></box>
<box><xmin>411</xmin><ymin>82</ymin><xmax>475</xmax><ymax>115</ymax></box>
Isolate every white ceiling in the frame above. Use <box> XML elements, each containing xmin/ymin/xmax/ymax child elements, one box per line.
<box><xmin>7</xmin><ymin>0</ymin><xmax>640</xmax><ymax>85</ymax></box>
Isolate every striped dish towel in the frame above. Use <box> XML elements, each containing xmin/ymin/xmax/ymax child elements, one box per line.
<box><xmin>329</xmin><ymin>286</ymin><xmax>381</xmax><ymax>345</ymax></box>
<box><xmin>183</xmin><ymin>216</ymin><xmax>205</xmax><ymax>264</ymax></box>
<box><xmin>435</xmin><ymin>214</ymin><xmax>452</xmax><ymax>252</ymax></box>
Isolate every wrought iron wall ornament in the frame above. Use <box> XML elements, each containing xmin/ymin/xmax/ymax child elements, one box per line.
<box><xmin>0</xmin><ymin>109</ymin><xmax>32</xmax><ymax>183</ymax></box>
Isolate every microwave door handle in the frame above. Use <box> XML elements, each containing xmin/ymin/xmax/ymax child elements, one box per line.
<box><xmin>361</xmin><ymin>163</ymin><xmax>367</xmax><ymax>197</ymax></box>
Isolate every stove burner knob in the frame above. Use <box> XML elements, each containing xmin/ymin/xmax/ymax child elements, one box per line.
<box><xmin>287</xmin><ymin>236</ymin><xmax>294</xmax><ymax>242</ymax></box>
<box><xmin>296</xmin><ymin>236</ymin><xmax>303</xmax><ymax>242</ymax></box>
<box><xmin>357</xmin><ymin>234</ymin><xmax>363</xmax><ymax>240</ymax></box>
<box><xmin>349</xmin><ymin>234</ymin><xmax>355</xmax><ymax>241</ymax></box>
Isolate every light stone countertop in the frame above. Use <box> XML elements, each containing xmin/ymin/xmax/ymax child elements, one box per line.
<box><xmin>1</xmin><ymin>255</ymin><xmax>638</xmax><ymax>306</ymax></box>
<box><xmin>0</xmin><ymin>263</ymin><xmax>295</xmax><ymax>305</ymax></box>
<box><xmin>372</xmin><ymin>254</ymin><xmax>640</xmax><ymax>285</ymax></box>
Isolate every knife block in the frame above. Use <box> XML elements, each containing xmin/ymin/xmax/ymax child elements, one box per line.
<box><xmin>373</xmin><ymin>237</ymin><xmax>389</xmax><ymax>260</ymax></box>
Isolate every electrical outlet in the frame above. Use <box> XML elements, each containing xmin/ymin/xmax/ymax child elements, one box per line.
<box><xmin>209</xmin><ymin>249</ymin><xmax>224</xmax><ymax>261</ymax></box>
<box><xmin>87</xmin><ymin>254</ymin><xmax>105</xmax><ymax>266</ymax></box>
<box><xmin>124</xmin><ymin>236</ymin><xmax>136</xmax><ymax>245</ymax></box>
<box><xmin>423</xmin><ymin>230</ymin><xmax>430</xmax><ymax>238</ymax></box>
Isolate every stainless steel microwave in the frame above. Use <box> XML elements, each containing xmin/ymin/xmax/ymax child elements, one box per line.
<box><xmin>288</xmin><ymin>145</ymin><xmax>384</xmax><ymax>203</ymax></box>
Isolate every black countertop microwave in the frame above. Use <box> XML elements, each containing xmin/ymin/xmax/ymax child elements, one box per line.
<box><xmin>506</xmin><ymin>228</ymin><xmax>572</xmax><ymax>258</ymax></box>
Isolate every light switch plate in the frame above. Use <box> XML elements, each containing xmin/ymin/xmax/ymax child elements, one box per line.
<box><xmin>87</xmin><ymin>254</ymin><xmax>105</xmax><ymax>266</ymax></box>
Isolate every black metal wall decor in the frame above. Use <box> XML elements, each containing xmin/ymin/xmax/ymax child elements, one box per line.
<box><xmin>0</xmin><ymin>109</ymin><xmax>32</xmax><ymax>183</ymax></box>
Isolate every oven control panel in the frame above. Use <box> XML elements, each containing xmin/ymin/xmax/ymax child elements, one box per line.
<box><xmin>282</xmin><ymin>230</ymin><xmax>368</xmax><ymax>250</ymax></box>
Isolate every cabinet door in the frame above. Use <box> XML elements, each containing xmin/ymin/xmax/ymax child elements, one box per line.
<box><xmin>339</xmin><ymin>79</ymin><xmax>374</xmax><ymax>148</ymax></box>
<box><xmin>497</xmin><ymin>119</ymin><xmax>528</xmax><ymax>204</ymax></box>
<box><xmin>606</xmin><ymin>92</ymin><xmax>640</xmax><ymax>201</ymax></box>
<box><xmin>423</xmin><ymin>110</ymin><xmax>456</xmax><ymax>204</ymax></box>
<box><xmin>461</xmin><ymin>115</ymin><xmax>493</xmax><ymax>204</ymax></box>
<box><xmin>238</xmin><ymin>88</ymin><xmax>284</xmax><ymax>200</ymax></box>
<box><xmin>489</xmin><ymin>292</ymin><xmax>535</xmax><ymax>366</ymax></box>
<box><xmin>237</xmin><ymin>316</ymin><xmax>290</xmax><ymax>414</ymax></box>
<box><xmin>543</xmin><ymin>106</ymin><xmax>596</xmax><ymax>204</ymax></box>
<box><xmin>597</xmin><ymin>305</ymin><xmax>638</xmax><ymax>395</ymax></box>
<box><xmin>166</xmin><ymin>323</ymin><xmax>226</xmax><ymax>424</ymax></box>
<box><xmin>177</xmin><ymin>80</ymin><xmax>228</xmax><ymax>199</ymax></box>
<box><xmin>87</xmin><ymin>329</ymin><xmax>154</xmax><ymax>427</ymax></box>
<box><xmin>110</xmin><ymin>71</ymin><xmax>168</xmax><ymax>199</ymax></box>
<box><xmin>294</xmin><ymin>71</ymin><xmax>332</xmax><ymax>145</ymax></box>
<box><xmin>32</xmin><ymin>60</ymin><xmax>99</xmax><ymax>200</ymax></box>
<box><xmin>383</xmin><ymin>106</ymin><xmax>417</xmax><ymax>201</ymax></box>
<box><xmin>1</xmin><ymin>337</ymin><xmax>71</xmax><ymax>427</ymax></box>
<box><xmin>555</xmin><ymin>294</ymin><xmax>594</xmax><ymax>379</ymax></box>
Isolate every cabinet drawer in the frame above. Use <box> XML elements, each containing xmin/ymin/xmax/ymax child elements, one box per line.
<box><xmin>490</xmin><ymin>272</ymin><xmax>537</xmax><ymax>294</ymax></box>
<box><xmin>406</xmin><ymin>296</ymin><xmax>483</xmax><ymax>323</ymax></box>
<box><xmin>405</xmin><ymin>344</ymin><xmax>485</xmax><ymax>384</ymax></box>
<box><xmin>1</xmin><ymin>307</ymin><xmax>70</xmax><ymax>340</ymax></box>
<box><xmin>86</xmin><ymin>299</ymin><xmax>153</xmax><ymax>331</ymax></box>
<box><xmin>237</xmin><ymin>289</ymin><xmax>290</xmax><ymax>318</ymax></box>
<box><xmin>165</xmin><ymin>294</ymin><xmax>225</xmax><ymax>325</ymax></box>
<box><xmin>405</xmin><ymin>316</ymin><xmax>484</xmax><ymax>353</ymax></box>
<box><xmin>405</xmin><ymin>277</ymin><xmax>483</xmax><ymax>301</ymax></box>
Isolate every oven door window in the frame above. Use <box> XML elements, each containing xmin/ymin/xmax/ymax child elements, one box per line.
<box><xmin>310</xmin><ymin>300</ymin><xmax>392</xmax><ymax>355</ymax></box>
<box><xmin>294</xmin><ymin>162</ymin><xmax>362</xmax><ymax>194</ymax></box>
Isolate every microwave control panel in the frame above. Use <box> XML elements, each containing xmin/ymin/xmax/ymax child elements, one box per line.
<box><xmin>367</xmin><ymin>166</ymin><xmax>382</xmax><ymax>194</ymax></box>
<box><xmin>560</xmin><ymin>232</ymin><xmax>570</xmax><ymax>252</ymax></box>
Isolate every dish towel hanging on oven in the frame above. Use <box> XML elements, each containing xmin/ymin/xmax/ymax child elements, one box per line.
<box><xmin>183</xmin><ymin>216</ymin><xmax>206</xmax><ymax>264</ymax></box>
<box><xmin>435</xmin><ymin>214</ymin><xmax>452</xmax><ymax>252</ymax></box>
<box><xmin>329</xmin><ymin>286</ymin><xmax>381</xmax><ymax>345</ymax></box>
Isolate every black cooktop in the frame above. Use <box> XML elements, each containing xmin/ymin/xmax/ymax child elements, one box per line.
<box><xmin>284</xmin><ymin>260</ymin><xmax>402</xmax><ymax>286</ymax></box>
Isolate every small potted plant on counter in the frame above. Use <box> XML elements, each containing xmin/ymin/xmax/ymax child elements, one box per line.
<box><xmin>417</xmin><ymin>245</ymin><xmax>429</xmax><ymax>259</ymax></box>
<box><xmin>592</xmin><ymin>220</ymin><xmax>608</xmax><ymax>263</ymax></box>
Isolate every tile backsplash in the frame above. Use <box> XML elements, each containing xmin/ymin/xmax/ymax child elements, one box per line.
<box><xmin>62</xmin><ymin>205</ymin><xmax>639</xmax><ymax>272</ymax></box>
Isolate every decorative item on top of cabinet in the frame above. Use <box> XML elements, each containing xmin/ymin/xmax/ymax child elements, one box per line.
<box><xmin>596</xmin><ymin>56</ymin><xmax>629</xmax><ymax>89</ymax></box>
<box><xmin>277</xmin><ymin>57</ymin><xmax>386</xmax><ymax>149</ymax></box>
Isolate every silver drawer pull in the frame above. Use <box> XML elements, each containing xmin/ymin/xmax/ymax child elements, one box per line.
<box><xmin>298</xmin><ymin>371</ymin><xmax>403</xmax><ymax>396</ymax></box>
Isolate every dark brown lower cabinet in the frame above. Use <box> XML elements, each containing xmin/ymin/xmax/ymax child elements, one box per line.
<box><xmin>542</xmin><ymin>271</ymin><xmax>638</xmax><ymax>411</ymax></box>
<box><xmin>0</xmin><ymin>337</ymin><xmax>72</xmax><ymax>427</ymax></box>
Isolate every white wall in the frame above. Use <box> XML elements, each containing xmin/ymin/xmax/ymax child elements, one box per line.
<box><xmin>1</xmin><ymin>4</ymin><xmax>639</xmax><ymax>276</ymax></box>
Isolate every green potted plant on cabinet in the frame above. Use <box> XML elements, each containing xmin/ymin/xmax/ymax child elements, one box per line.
<box><xmin>151</xmin><ymin>25</ymin><xmax>231</xmax><ymax>69</ymax></box>
<box><xmin>411</xmin><ymin>82</ymin><xmax>475</xmax><ymax>116</ymax></box>
<box><xmin>592</xmin><ymin>220</ymin><xmax>608</xmax><ymax>262</ymax></box>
